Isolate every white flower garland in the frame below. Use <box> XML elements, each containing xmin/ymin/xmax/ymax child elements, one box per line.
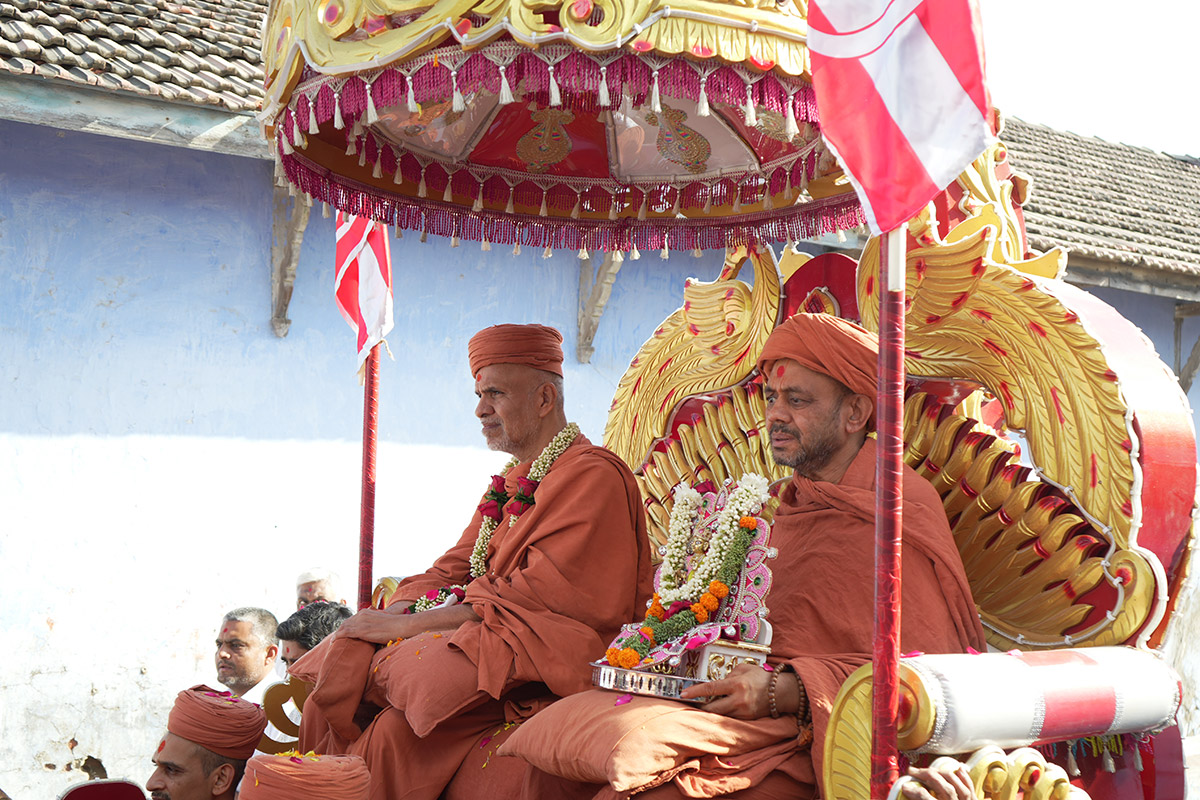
<box><xmin>468</xmin><ymin>422</ymin><xmax>581</xmax><ymax>578</ymax></box>
<box><xmin>658</xmin><ymin>473</ymin><xmax>770</xmax><ymax>606</ymax></box>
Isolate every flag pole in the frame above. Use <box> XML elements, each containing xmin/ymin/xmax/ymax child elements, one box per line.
<box><xmin>358</xmin><ymin>342</ymin><xmax>381</xmax><ymax>610</ymax></box>
<box><xmin>872</xmin><ymin>224</ymin><xmax>907</xmax><ymax>799</ymax></box>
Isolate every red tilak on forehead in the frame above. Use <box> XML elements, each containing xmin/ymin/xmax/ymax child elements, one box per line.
<box><xmin>157</xmin><ymin>741</ymin><xmax>166</xmax><ymax>753</ymax></box>
<box><xmin>475</xmin><ymin>371</ymin><xmax>481</xmax><ymax>381</ymax></box>
<box><xmin>776</xmin><ymin>365</ymin><xmax>785</xmax><ymax>377</ymax></box>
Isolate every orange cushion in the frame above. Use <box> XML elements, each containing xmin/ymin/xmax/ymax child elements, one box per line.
<box><xmin>498</xmin><ymin>689</ymin><xmax>796</xmax><ymax>792</ymax></box>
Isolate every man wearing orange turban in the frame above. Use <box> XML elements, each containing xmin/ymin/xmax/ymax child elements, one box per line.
<box><xmin>506</xmin><ymin>313</ymin><xmax>984</xmax><ymax>800</ymax></box>
<box><xmin>241</xmin><ymin>753</ymin><xmax>370</xmax><ymax>800</ymax></box>
<box><xmin>146</xmin><ymin>685</ymin><xmax>267</xmax><ymax>800</ymax></box>
<box><xmin>292</xmin><ymin>323</ymin><xmax>654</xmax><ymax>800</ymax></box>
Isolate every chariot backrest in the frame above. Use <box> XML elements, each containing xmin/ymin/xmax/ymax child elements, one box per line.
<box><xmin>602</xmin><ymin>141</ymin><xmax>1196</xmax><ymax>659</ymax></box>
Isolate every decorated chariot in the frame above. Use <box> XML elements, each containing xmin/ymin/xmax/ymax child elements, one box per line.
<box><xmin>255</xmin><ymin>0</ymin><xmax>1197</xmax><ymax>795</ymax></box>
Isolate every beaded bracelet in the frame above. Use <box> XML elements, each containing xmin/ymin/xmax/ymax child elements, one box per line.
<box><xmin>767</xmin><ymin>667</ymin><xmax>784</xmax><ymax>719</ymax></box>
<box><xmin>767</xmin><ymin>665</ymin><xmax>809</xmax><ymax>722</ymax></box>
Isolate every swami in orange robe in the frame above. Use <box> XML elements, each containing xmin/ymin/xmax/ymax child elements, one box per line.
<box><xmin>507</xmin><ymin>313</ymin><xmax>985</xmax><ymax>799</ymax></box>
<box><xmin>294</xmin><ymin>324</ymin><xmax>655</xmax><ymax>800</ymax></box>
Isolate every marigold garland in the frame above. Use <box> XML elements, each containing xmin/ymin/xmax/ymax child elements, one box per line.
<box><xmin>605</xmin><ymin>474</ymin><xmax>769</xmax><ymax>667</ymax></box>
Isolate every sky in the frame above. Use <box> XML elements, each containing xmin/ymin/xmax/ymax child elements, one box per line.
<box><xmin>978</xmin><ymin>0</ymin><xmax>1199</xmax><ymax>157</ymax></box>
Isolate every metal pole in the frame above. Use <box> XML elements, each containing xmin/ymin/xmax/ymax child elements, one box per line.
<box><xmin>872</xmin><ymin>225</ymin><xmax>907</xmax><ymax>799</ymax></box>
<box><xmin>358</xmin><ymin>342</ymin><xmax>380</xmax><ymax>610</ymax></box>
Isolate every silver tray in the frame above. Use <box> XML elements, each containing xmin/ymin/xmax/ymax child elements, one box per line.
<box><xmin>592</xmin><ymin>665</ymin><xmax>709</xmax><ymax>704</ymax></box>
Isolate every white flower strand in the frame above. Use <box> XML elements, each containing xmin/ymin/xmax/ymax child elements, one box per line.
<box><xmin>658</xmin><ymin>473</ymin><xmax>770</xmax><ymax>606</ymax></box>
<box><xmin>468</xmin><ymin>422</ymin><xmax>581</xmax><ymax>578</ymax></box>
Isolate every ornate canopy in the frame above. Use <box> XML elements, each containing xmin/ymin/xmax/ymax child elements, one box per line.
<box><xmin>259</xmin><ymin>0</ymin><xmax>865</xmax><ymax>252</ymax></box>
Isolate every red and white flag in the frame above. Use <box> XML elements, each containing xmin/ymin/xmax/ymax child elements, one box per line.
<box><xmin>334</xmin><ymin>212</ymin><xmax>394</xmax><ymax>369</ymax></box>
<box><xmin>807</xmin><ymin>0</ymin><xmax>992</xmax><ymax>234</ymax></box>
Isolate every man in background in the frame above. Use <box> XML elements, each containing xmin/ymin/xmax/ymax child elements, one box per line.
<box><xmin>296</xmin><ymin>569</ymin><xmax>346</xmax><ymax>609</ymax></box>
<box><xmin>215</xmin><ymin>607</ymin><xmax>278</xmax><ymax>704</ymax></box>
<box><xmin>276</xmin><ymin>602</ymin><xmax>353</xmax><ymax>668</ymax></box>
<box><xmin>147</xmin><ymin>685</ymin><xmax>266</xmax><ymax>800</ymax></box>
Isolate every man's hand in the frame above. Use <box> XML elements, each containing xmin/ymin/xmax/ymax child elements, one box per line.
<box><xmin>680</xmin><ymin>664</ymin><xmax>772</xmax><ymax>719</ymax></box>
<box><xmin>334</xmin><ymin>609</ymin><xmax>414</xmax><ymax>644</ymax></box>
<box><xmin>899</xmin><ymin>760</ymin><xmax>975</xmax><ymax>800</ymax></box>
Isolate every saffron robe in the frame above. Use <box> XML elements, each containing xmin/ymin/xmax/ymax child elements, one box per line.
<box><xmin>510</xmin><ymin>438</ymin><xmax>985</xmax><ymax>799</ymax></box>
<box><xmin>296</xmin><ymin>435</ymin><xmax>654</xmax><ymax>800</ymax></box>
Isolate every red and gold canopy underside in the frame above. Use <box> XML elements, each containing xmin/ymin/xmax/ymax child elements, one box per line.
<box><xmin>260</xmin><ymin>0</ymin><xmax>866</xmax><ymax>250</ymax></box>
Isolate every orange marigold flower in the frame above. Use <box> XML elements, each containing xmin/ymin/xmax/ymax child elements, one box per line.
<box><xmin>700</xmin><ymin>592</ymin><xmax>719</xmax><ymax>612</ymax></box>
<box><xmin>739</xmin><ymin>516</ymin><xmax>758</xmax><ymax>529</ymax></box>
<box><xmin>618</xmin><ymin>648</ymin><xmax>642</xmax><ymax>669</ymax></box>
<box><xmin>640</xmin><ymin>626</ymin><xmax>655</xmax><ymax>641</ymax></box>
<box><xmin>606</xmin><ymin>648</ymin><xmax>620</xmax><ymax>666</ymax></box>
<box><xmin>709</xmin><ymin>581</ymin><xmax>729</xmax><ymax>598</ymax></box>
<box><xmin>647</xmin><ymin>600</ymin><xmax>665</xmax><ymax>619</ymax></box>
<box><xmin>691</xmin><ymin>603</ymin><xmax>709</xmax><ymax>623</ymax></box>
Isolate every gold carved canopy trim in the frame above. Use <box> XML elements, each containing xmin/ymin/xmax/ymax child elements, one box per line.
<box><xmin>263</xmin><ymin>0</ymin><xmax>811</xmax><ymax>116</ymax></box>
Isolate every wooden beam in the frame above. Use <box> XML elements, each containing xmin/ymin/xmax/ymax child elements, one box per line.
<box><xmin>271</xmin><ymin>167</ymin><xmax>312</xmax><ymax>337</ymax></box>
<box><xmin>0</xmin><ymin>73</ymin><xmax>270</xmax><ymax>159</ymax></box>
<box><xmin>1175</xmin><ymin>302</ymin><xmax>1200</xmax><ymax>320</ymax></box>
<box><xmin>1179</xmin><ymin>329</ymin><xmax>1200</xmax><ymax>394</ymax></box>
<box><xmin>577</xmin><ymin>252</ymin><xmax>623</xmax><ymax>363</ymax></box>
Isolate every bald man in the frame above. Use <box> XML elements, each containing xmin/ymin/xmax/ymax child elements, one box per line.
<box><xmin>295</xmin><ymin>324</ymin><xmax>654</xmax><ymax>800</ymax></box>
<box><xmin>147</xmin><ymin>685</ymin><xmax>267</xmax><ymax>800</ymax></box>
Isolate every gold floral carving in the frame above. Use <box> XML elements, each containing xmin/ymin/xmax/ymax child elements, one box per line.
<box><xmin>645</xmin><ymin>105</ymin><xmax>712</xmax><ymax>175</ymax></box>
<box><xmin>603</xmin><ymin>245</ymin><xmax>784</xmax><ymax>549</ymax></box>
<box><xmin>515</xmin><ymin>108</ymin><xmax>576</xmax><ymax>173</ymax></box>
<box><xmin>258</xmin><ymin>679</ymin><xmax>312</xmax><ymax>753</ymax></box>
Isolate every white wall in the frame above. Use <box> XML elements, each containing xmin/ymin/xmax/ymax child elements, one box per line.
<box><xmin>0</xmin><ymin>117</ymin><xmax>724</xmax><ymax>797</ymax></box>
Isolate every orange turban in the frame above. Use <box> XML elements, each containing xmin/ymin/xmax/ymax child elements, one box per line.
<box><xmin>756</xmin><ymin>313</ymin><xmax>879</xmax><ymax>399</ymax></box>
<box><xmin>468</xmin><ymin>324</ymin><xmax>564</xmax><ymax>377</ymax></box>
<box><xmin>241</xmin><ymin>753</ymin><xmax>371</xmax><ymax>800</ymax></box>
<box><xmin>166</xmin><ymin>685</ymin><xmax>267</xmax><ymax>760</ymax></box>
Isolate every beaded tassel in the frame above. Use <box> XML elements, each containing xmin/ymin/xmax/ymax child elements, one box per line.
<box><xmin>650</xmin><ymin>70</ymin><xmax>662</xmax><ymax>113</ymax></box>
<box><xmin>357</xmin><ymin>144</ymin><xmax>367</xmax><ymax>167</ymax></box>
<box><xmin>506</xmin><ymin>187</ymin><xmax>515</xmax><ymax>214</ymax></box>
<box><xmin>393</xmin><ymin>160</ymin><xmax>403</xmax><ymax>184</ymax></box>
<box><xmin>660</xmin><ymin>237</ymin><xmax>669</xmax><ymax>259</ymax></box>
<box><xmin>578</xmin><ymin>247</ymin><xmax>589</xmax><ymax>260</ymax></box>
<box><xmin>732</xmin><ymin>187</ymin><xmax>741</xmax><ymax>213</ymax></box>
<box><xmin>611</xmin><ymin>249</ymin><xmax>624</xmax><ymax>264</ymax></box>
<box><xmin>333</xmin><ymin>90</ymin><xmax>344</xmax><ymax>129</ymax></box>
<box><xmin>1132</xmin><ymin>739</ymin><xmax>1144</xmax><ymax>772</ymax></box>
<box><xmin>1102</xmin><ymin>742</ymin><xmax>1115</xmax><ymax>773</ymax></box>
<box><xmin>481</xmin><ymin>238</ymin><xmax>491</xmax><ymax>251</ymax></box>
<box><xmin>637</xmin><ymin>192</ymin><xmax>648</xmax><ymax>221</ymax></box>
<box><xmin>322</xmin><ymin>202</ymin><xmax>331</xmax><ymax>218</ymax></box>
<box><xmin>697</xmin><ymin>78</ymin><xmax>710</xmax><ymax>117</ymax></box>
<box><xmin>498</xmin><ymin>66</ymin><xmax>514</xmax><ymax>105</ymax></box>
<box><xmin>442</xmin><ymin>180</ymin><xmax>453</xmax><ymax>203</ymax></box>
<box><xmin>543</xmin><ymin>245</ymin><xmax>553</xmax><ymax>259</ymax></box>
<box><xmin>280</xmin><ymin>134</ymin><xmax>293</xmax><ymax>155</ymax></box>
<box><xmin>598</xmin><ymin>66</ymin><xmax>611</xmax><ymax>107</ymax></box>
<box><xmin>670</xmin><ymin>188</ymin><xmax>681</xmax><ymax>216</ymax></box>
<box><xmin>784</xmin><ymin>91</ymin><xmax>799</xmax><ymax>140</ymax></box>
<box><xmin>371</xmin><ymin>156</ymin><xmax>382</xmax><ymax>179</ymax></box>
<box><xmin>365</xmin><ymin>81</ymin><xmax>379</xmax><ymax>124</ymax></box>
<box><xmin>307</xmin><ymin>98</ymin><xmax>319</xmax><ymax>133</ymax></box>
<box><xmin>406</xmin><ymin>76</ymin><xmax>418</xmax><ymax>113</ymax></box>
<box><xmin>539</xmin><ymin>191</ymin><xmax>548</xmax><ymax>217</ymax></box>
<box><xmin>702</xmin><ymin>187</ymin><xmax>713</xmax><ymax>214</ymax></box>
<box><xmin>743</xmin><ymin>85</ymin><xmax>756</xmax><ymax>127</ymax></box>
<box><xmin>450</xmin><ymin>234</ymin><xmax>460</xmax><ymax>248</ymax></box>
<box><xmin>629</xmin><ymin>243</ymin><xmax>641</xmax><ymax>260</ymax></box>
<box><xmin>451</xmin><ymin>70</ymin><xmax>465</xmax><ymax>113</ymax></box>
<box><xmin>1066</xmin><ymin>742</ymin><xmax>1080</xmax><ymax>778</ymax></box>
<box><xmin>418</xmin><ymin>170</ymin><xmax>427</xmax><ymax>198</ymax></box>
<box><xmin>692</xmin><ymin>248</ymin><xmax>702</xmax><ymax>258</ymax></box>
<box><xmin>394</xmin><ymin>226</ymin><xmax>403</xmax><ymax>239</ymax></box>
<box><xmin>548</xmin><ymin>65</ymin><xmax>561</xmax><ymax>106</ymax></box>
<box><xmin>473</xmin><ymin>187</ymin><xmax>484</xmax><ymax>213</ymax></box>
<box><xmin>570</xmin><ymin>193</ymin><xmax>581</xmax><ymax>220</ymax></box>
<box><xmin>608</xmin><ymin>192</ymin><xmax>618</xmax><ymax>221</ymax></box>
<box><xmin>512</xmin><ymin>240</ymin><xmax>521</xmax><ymax>255</ymax></box>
